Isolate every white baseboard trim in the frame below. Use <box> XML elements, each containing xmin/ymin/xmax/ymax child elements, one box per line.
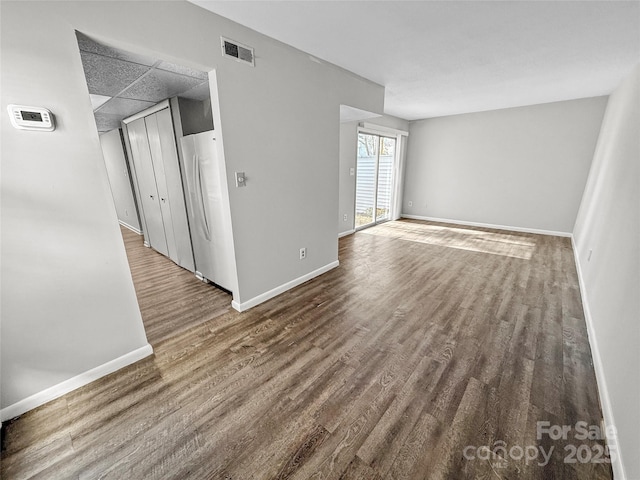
<box><xmin>339</xmin><ymin>229</ymin><xmax>355</xmax><ymax>238</ymax></box>
<box><xmin>400</xmin><ymin>214</ymin><xmax>572</xmax><ymax>238</ymax></box>
<box><xmin>571</xmin><ymin>236</ymin><xmax>626</xmax><ymax>480</ymax></box>
<box><xmin>0</xmin><ymin>343</ymin><xmax>153</xmax><ymax>422</ymax></box>
<box><xmin>231</xmin><ymin>261</ymin><xmax>340</xmax><ymax>312</ymax></box>
<box><xmin>118</xmin><ymin>220</ymin><xmax>142</xmax><ymax>235</ymax></box>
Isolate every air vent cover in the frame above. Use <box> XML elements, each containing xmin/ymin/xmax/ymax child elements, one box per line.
<box><xmin>221</xmin><ymin>37</ymin><xmax>255</xmax><ymax>66</ymax></box>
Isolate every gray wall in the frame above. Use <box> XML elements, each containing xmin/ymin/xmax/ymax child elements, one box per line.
<box><xmin>573</xmin><ymin>65</ymin><xmax>640</xmax><ymax>480</ymax></box>
<box><xmin>214</xmin><ymin>49</ymin><xmax>383</xmax><ymax>304</ymax></box>
<box><xmin>1</xmin><ymin>0</ymin><xmax>383</xmax><ymax>411</ymax></box>
<box><xmin>339</xmin><ymin>115</ymin><xmax>409</xmax><ymax>234</ymax></box>
<box><xmin>1</xmin><ymin>3</ymin><xmax>150</xmax><ymax>409</ymax></box>
<box><xmin>100</xmin><ymin>129</ymin><xmax>141</xmax><ymax>232</ymax></box>
<box><xmin>403</xmin><ymin>97</ymin><xmax>608</xmax><ymax>233</ymax></box>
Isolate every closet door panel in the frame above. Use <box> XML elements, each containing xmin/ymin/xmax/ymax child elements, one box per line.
<box><xmin>155</xmin><ymin>108</ymin><xmax>195</xmax><ymax>272</ymax></box>
<box><xmin>145</xmin><ymin>112</ymin><xmax>177</xmax><ymax>261</ymax></box>
<box><xmin>126</xmin><ymin>117</ymin><xmax>168</xmax><ymax>256</ymax></box>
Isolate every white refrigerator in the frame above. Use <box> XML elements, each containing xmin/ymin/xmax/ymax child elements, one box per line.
<box><xmin>179</xmin><ymin>131</ymin><xmax>234</xmax><ymax>292</ymax></box>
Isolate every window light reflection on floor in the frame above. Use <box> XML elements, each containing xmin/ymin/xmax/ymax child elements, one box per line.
<box><xmin>360</xmin><ymin>221</ymin><xmax>537</xmax><ymax>260</ymax></box>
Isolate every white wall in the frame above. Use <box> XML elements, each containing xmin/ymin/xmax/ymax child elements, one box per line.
<box><xmin>339</xmin><ymin>115</ymin><xmax>409</xmax><ymax>234</ymax></box>
<box><xmin>573</xmin><ymin>65</ymin><xmax>640</xmax><ymax>480</ymax></box>
<box><xmin>100</xmin><ymin>129</ymin><xmax>141</xmax><ymax>232</ymax></box>
<box><xmin>403</xmin><ymin>97</ymin><xmax>607</xmax><ymax>234</ymax></box>
<box><xmin>1</xmin><ymin>0</ymin><xmax>383</xmax><ymax>414</ymax></box>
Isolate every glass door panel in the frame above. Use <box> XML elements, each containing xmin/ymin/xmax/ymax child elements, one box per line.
<box><xmin>375</xmin><ymin>137</ymin><xmax>395</xmax><ymax>222</ymax></box>
<box><xmin>355</xmin><ymin>133</ymin><xmax>378</xmax><ymax>228</ymax></box>
<box><xmin>355</xmin><ymin>132</ymin><xmax>396</xmax><ymax>230</ymax></box>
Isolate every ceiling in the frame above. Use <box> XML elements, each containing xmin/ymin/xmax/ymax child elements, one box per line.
<box><xmin>191</xmin><ymin>0</ymin><xmax>640</xmax><ymax>120</ymax></box>
<box><xmin>76</xmin><ymin>32</ymin><xmax>210</xmax><ymax>133</ymax></box>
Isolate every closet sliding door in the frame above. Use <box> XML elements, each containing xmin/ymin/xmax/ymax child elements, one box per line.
<box><xmin>124</xmin><ymin>101</ymin><xmax>194</xmax><ymax>272</ymax></box>
<box><xmin>145</xmin><ymin>112</ymin><xmax>177</xmax><ymax>260</ymax></box>
<box><xmin>126</xmin><ymin>116</ymin><xmax>169</xmax><ymax>256</ymax></box>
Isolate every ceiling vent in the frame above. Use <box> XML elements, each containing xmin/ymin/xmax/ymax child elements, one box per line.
<box><xmin>221</xmin><ymin>37</ymin><xmax>255</xmax><ymax>66</ymax></box>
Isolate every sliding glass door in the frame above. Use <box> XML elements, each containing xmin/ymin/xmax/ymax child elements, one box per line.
<box><xmin>355</xmin><ymin>133</ymin><xmax>396</xmax><ymax>229</ymax></box>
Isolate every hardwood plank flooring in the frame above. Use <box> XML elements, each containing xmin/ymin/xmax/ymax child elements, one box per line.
<box><xmin>120</xmin><ymin>228</ymin><xmax>233</xmax><ymax>345</ymax></box>
<box><xmin>1</xmin><ymin>219</ymin><xmax>612</xmax><ymax>479</ymax></box>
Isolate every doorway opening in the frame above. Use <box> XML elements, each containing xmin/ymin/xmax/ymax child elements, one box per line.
<box><xmin>74</xmin><ymin>32</ymin><xmax>234</xmax><ymax>343</ymax></box>
<box><xmin>355</xmin><ymin>132</ymin><xmax>396</xmax><ymax>230</ymax></box>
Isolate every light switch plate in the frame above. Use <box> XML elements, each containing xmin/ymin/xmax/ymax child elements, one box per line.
<box><xmin>235</xmin><ymin>171</ymin><xmax>246</xmax><ymax>187</ymax></box>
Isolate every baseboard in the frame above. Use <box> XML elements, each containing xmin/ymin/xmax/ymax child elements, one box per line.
<box><xmin>339</xmin><ymin>229</ymin><xmax>355</xmax><ymax>238</ymax></box>
<box><xmin>231</xmin><ymin>260</ymin><xmax>340</xmax><ymax>312</ymax></box>
<box><xmin>0</xmin><ymin>344</ymin><xmax>153</xmax><ymax>422</ymax></box>
<box><xmin>400</xmin><ymin>214</ymin><xmax>572</xmax><ymax>238</ymax></box>
<box><xmin>571</xmin><ymin>236</ymin><xmax>626</xmax><ymax>480</ymax></box>
<box><xmin>118</xmin><ymin>220</ymin><xmax>142</xmax><ymax>235</ymax></box>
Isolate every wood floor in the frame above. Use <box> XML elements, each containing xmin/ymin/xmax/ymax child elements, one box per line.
<box><xmin>1</xmin><ymin>219</ymin><xmax>612</xmax><ymax>479</ymax></box>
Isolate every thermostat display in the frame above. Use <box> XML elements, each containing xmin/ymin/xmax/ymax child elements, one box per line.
<box><xmin>22</xmin><ymin>111</ymin><xmax>43</xmax><ymax>121</ymax></box>
<box><xmin>8</xmin><ymin>105</ymin><xmax>55</xmax><ymax>131</ymax></box>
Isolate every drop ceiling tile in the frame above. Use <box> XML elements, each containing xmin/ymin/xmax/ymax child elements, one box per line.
<box><xmin>157</xmin><ymin>61</ymin><xmax>208</xmax><ymax>80</ymax></box>
<box><xmin>90</xmin><ymin>94</ymin><xmax>112</xmax><ymax>110</ymax></box>
<box><xmin>76</xmin><ymin>32</ymin><xmax>156</xmax><ymax>66</ymax></box>
<box><xmin>179</xmin><ymin>81</ymin><xmax>211</xmax><ymax>101</ymax></box>
<box><xmin>93</xmin><ymin>111</ymin><xmax>123</xmax><ymax>133</ymax></box>
<box><xmin>80</xmin><ymin>51</ymin><xmax>150</xmax><ymax>97</ymax></box>
<box><xmin>120</xmin><ymin>69</ymin><xmax>204</xmax><ymax>103</ymax></box>
<box><xmin>97</xmin><ymin>97</ymin><xmax>156</xmax><ymax>118</ymax></box>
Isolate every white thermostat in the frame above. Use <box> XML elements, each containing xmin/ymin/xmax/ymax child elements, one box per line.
<box><xmin>8</xmin><ymin>105</ymin><xmax>55</xmax><ymax>131</ymax></box>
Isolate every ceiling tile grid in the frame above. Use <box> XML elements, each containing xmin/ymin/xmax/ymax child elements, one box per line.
<box><xmin>76</xmin><ymin>32</ymin><xmax>209</xmax><ymax>132</ymax></box>
<box><xmin>119</xmin><ymin>69</ymin><xmax>205</xmax><ymax>103</ymax></box>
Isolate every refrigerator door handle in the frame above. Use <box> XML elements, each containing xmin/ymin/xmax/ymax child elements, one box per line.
<box><xmin>194</xmin><ymin>154</ymin><xmax>211</xmax><ymax>241</ymax></box>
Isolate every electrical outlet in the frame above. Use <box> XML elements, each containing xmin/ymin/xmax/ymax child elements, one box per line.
<box><xmin>299</xmin><ymin>247</ymin><xmax>306</xmax><ymax>260</ymax></box>
<box><xmin>343</xmin><ymin>214</ymin><xmax>348</xmax><ymax>222</ymax></box>
<box><xmin>349</xmin><ymin>167</ymin><xmax>355</xmax><ymax>176</ymax></box>
<box><xmin>408</xmin><ymin>201</ymin><xmax>413</xmax><ymax>207</ymax></box>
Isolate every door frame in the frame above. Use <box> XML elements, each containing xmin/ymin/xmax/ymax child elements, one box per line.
<box><xmin>354</xmin><ymin>124</ymin><xmax>408</xmax><ymax>231</ymax></box>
